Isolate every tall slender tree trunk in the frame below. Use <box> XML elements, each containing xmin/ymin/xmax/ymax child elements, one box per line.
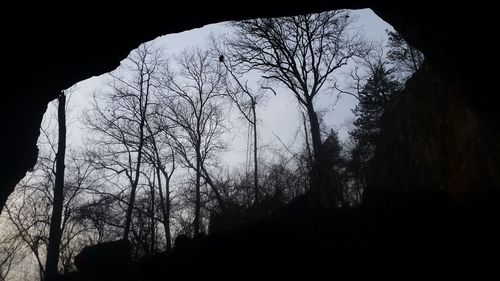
<box><xmin>194</xmin><ymin>141</ymin><xmax>202</xmax><ymax>235</ymax></box>
<box><xmin>44</xmin><ymin>92</ymin><xmax>66</xmax><ymax>281</ymax></box>
<box><xmin>123</xmin><ymin>75</ymin><xmax>149</xmax><ymax>241</ymax></box>
<box><xmin>164</xmin><ymin>175</ymin><xmax>171</xmax><ymax>250</ymax></box>
<box><xmin>302</xmin><ymin>112</ymin><xmax>313</xmax><ymax>192</ymax></box>
<box><xmin>123</xmin><ymin>149</ymin><xmax>144</xmax><ymax>241</ymax></box>
<box><xmin>251</xmin><ymin>102</ymin><xmax>259</xmax><ymax>204</ymax></box>
<box><xmin>123</xmin><ymin>113</ymin><xmax>146</xmax><ymax>241</ymax></box>
<box><xmin>149</xmin><ymin>178</ymin><xmax>156</xmax><ymax>254</ymax></box>
<box><xmin>157</xmin><ymin>165</ymin><xmax>171</xmax><ymax>251</ymax></box>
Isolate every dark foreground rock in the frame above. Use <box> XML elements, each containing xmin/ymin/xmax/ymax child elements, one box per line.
<box><xmin>61</xmin><ymin>188</ymin><xmax>500</xmax><ymax>281</ymax></box>
<box><xmin>71</xmin><ymin>240</ymin><xmax>132</xmax><ymax>281</ymax></box>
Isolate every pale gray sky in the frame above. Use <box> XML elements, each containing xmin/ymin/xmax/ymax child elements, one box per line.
<box><xmin>60</xmin><ymin>8</ymin><xmax>393</xmax><ymax>169</ymax></box>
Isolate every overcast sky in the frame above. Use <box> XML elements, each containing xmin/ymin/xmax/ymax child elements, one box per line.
<box><xmin>51</xmin><ymin>8</ymin><xmax>393</xmax><ymax>170</ymax></box>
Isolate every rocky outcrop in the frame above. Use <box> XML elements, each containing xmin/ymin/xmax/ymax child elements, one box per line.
<box><xmin>63</xmin><ymin>193</ymin><xmax>500</xmax><ymax>280</ymax></box>
<box><xmin>73</xmin><ymin>240</ymin><xmax>131</xmax><ymax>281</ymax></box>
<box><xmin>370</xmin><ymin>62</ymin><xmax>500</xmax><ymax>204</ymax></box>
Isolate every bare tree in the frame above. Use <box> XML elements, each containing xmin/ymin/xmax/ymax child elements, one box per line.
<box><xmin>57</xmin><ymin>153</ymin><xmax>101</xmax><ymax>273</ymax></box>
<box><xmin>218</xmin><ymin>58</ymin><xmax>268</xmax><ymax>205</ymax></box>
<box><xmin>85</xmin><ymin>43</ymin><xmax>163</xmax><ymax>241</ymax></box>
<box><xmin>0</xmin><ymin>222</ymin><xmax>26</xmax><ymax>281</ymax></box>
<box><xmin>4</xmin><ymin>184</ymin><xmax>48</xmax><ymax>281</ymax></box>
<box><xmin>210</xmin><ymin>36</ymin><xmax>273</xmax><ymax>205</ymax></box>
<box><xmin>143</xmin><ymin>104</ymin><xmax>176</xmax><ymax>251</ymax></box>
<box><xmin>227</xmin><ymin>10</ymin><xmax>371</xmax><ymax>206</ymax></box>
<box><xmin>162</xmin><ymin>47</ymin><xmax>226</xmax><ymax>235</ymax></box>
<box><xmin>2</xmin><ymin>96</ymin><xmax>97</xmax><ymax>280</ymax></box>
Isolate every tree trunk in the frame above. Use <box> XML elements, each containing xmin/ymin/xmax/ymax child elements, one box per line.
<box><xmin>201</xmin><ymin>165</ymin><xmax>225</xmax><ymax>210</ymax></box>
<box><xmin>302</xmin><ymin>112</ymin><xmax>313</xmax><ymax>191</ymax></box>
<box><xmin>123</xmin><ymin>80</ymin><xmax>149</xmax><ymax>241</ymax></box>
<box><xmin>123</xmin><ymin>155</ymin><xmax>143</xmax><ymax>241</ymax></box>
<box><xmin>306</xmin><ymin>103</ymin><xmax>321</xmax><ymax>158</ymax></box>
<box><xmin>123</xmin><ymin>119</ymin><xmax>145</xmax><ymax>241</ymax></box>
<box><xmin>44</xmin><ymin>92</ymin><xmax>66</xmax><ymax>281</ymax></box>
<box><xmin>149</xmin><ymin>178</ymin><xmax>155</xmax><ymax>254</ymax></box>
<box><xmin>164</xmin><ymin>175</ymin><xmax>171</xmax><ymax>250</ymax></box>
<box><xmin>251</xmin><ymin>102</ymin><xmax>259</xmax><ymax>204</ymax></box>
<box><xmin>194</xmin><ymin>141</ymin><xmax>201</xmax><ymax>235</ymax></box>
<box><xmin>305</xmin><ymin>101</ymin><xmax>336</xmax><ymax>206</ymax></box>
<box><xmin>157</xmin><ymin>165</ymin><xmax>171</xmax><ymax>251</ymax></box>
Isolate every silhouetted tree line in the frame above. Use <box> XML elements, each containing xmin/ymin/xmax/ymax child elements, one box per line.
<box><xmin>0</xmin><ymin>10</ymin><xmax>422</xmax><ymax>281</ymax></box>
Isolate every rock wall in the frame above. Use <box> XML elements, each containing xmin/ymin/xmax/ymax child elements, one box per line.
<box><xmin>371</xmin><ymin>62</ymin><xmax>500</xmax><ymax>204</ymax></box>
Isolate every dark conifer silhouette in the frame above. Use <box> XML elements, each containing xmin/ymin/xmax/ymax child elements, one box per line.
<box><xmin>349</xmin><ymin>61</ymin><xmax>401</xmax><ymax>192</ymax></box>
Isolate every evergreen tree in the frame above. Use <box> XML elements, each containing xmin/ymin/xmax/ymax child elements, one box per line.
<box><xmin>322</xmin><ymin>130</ymin><xmax>348</xmax><ymax>206</ymax></box>
<box><xmin>349</xmin><ymin>62</ymin><xmax>401</xmax><ymax>191</ymax></box>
